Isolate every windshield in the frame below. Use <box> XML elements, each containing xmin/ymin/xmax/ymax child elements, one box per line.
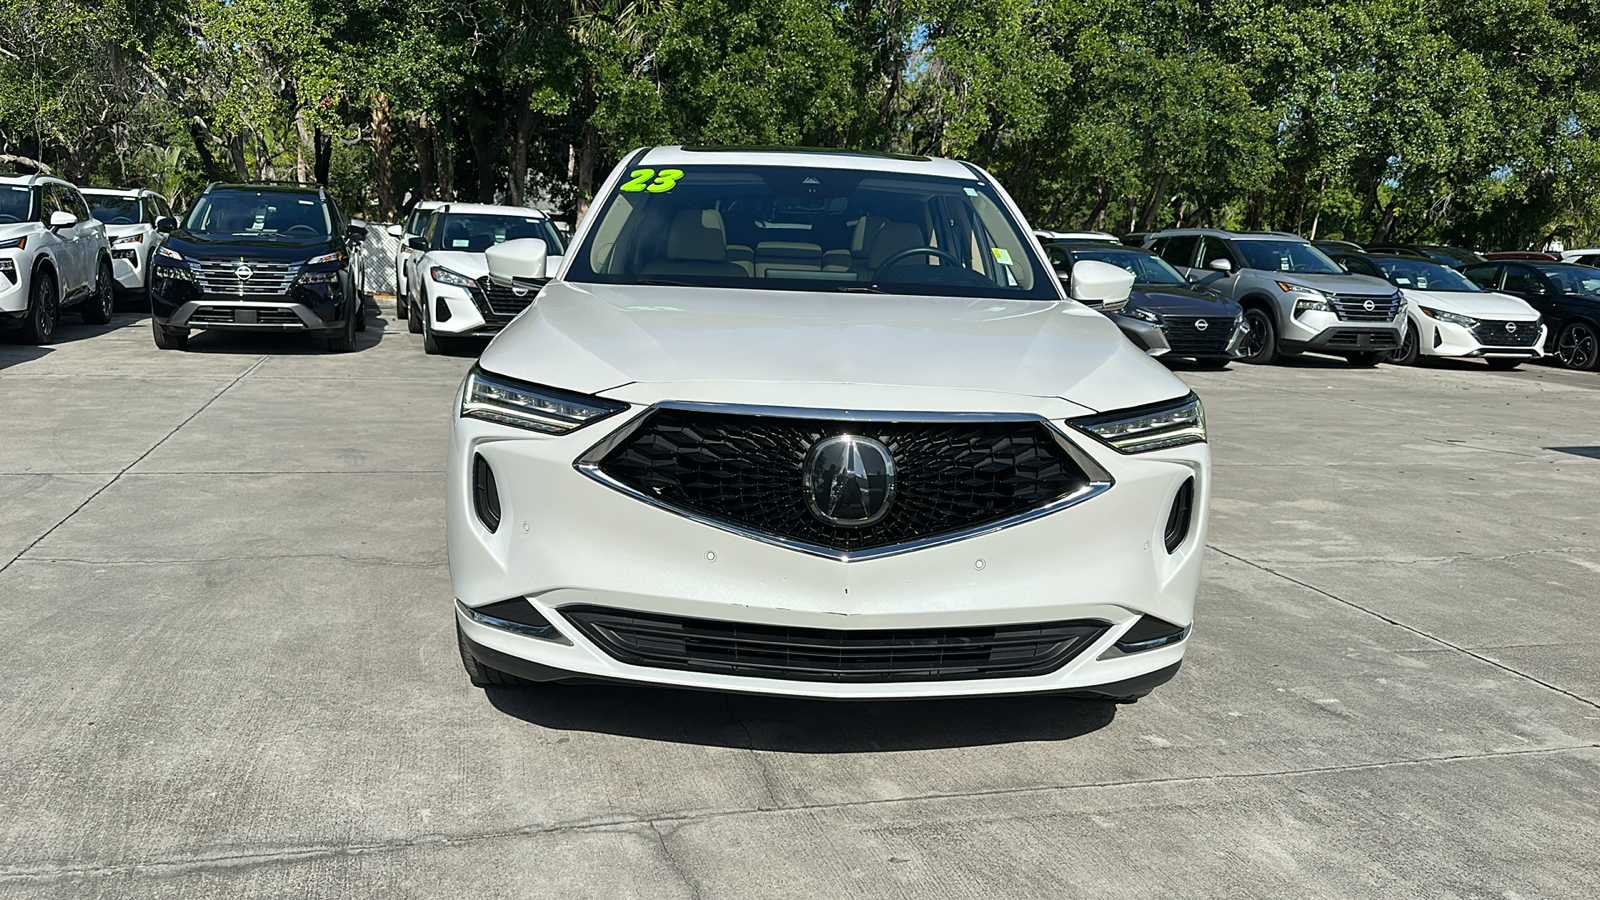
<box><xmin>567</xmin><ymin>164</ymin><xmax>1056</xmax><ymax>299</ymax></box>
<box><xmin>1071</xmin><ymin>248</ymin><xmax>1188</xmax><ymax>286</ymax></box>
<box><xmin>1535</xmin><ymin>265</ymin><xmax>1600</xmax><ymax>296</ymax></box>
<box><xmin>1374</xmin><ymin>259</ymin><xmax>1480</xmax><ymax>292</ymax></box>
<box><xmin>184</xmin><ymin>190</ymin><xmax>331</xmax><ymax>238</ymax></box>
<box><xmin>1421</xmin><ymin>245</ymin><xmax>1482</xmax><ymax>266</ymax></box>
<box><xmin>87</xmin><ymin>196</ymin><xmax>143</xmax><ymax>225</ymax></box>
<box><xmin>430</xmin><ymin>213</ymin><xmax>565</xmax><ymax>254</ymax></box>
<box><xmin>406</xmin><ymin>206</ymin><xmax>434</xmax><ymax>235</ymax></box>
<box><xmin>0</xmin><ymin>185</ymin><xmax>33</xmax><ymax>224</ymax></box>
<box><xmin>1236</xmin><ymin>240</ymin><xmax>1344</xmax><ymax>275</ymax></box>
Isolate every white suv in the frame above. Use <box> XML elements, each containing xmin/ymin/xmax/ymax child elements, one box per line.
<box><xmin>0</xmin><ymin>175</ymin><xmax>114</xmax><ymax>343</ymax></box>
<box><xmin>82</xmin><ymin>187</ymin><xmax>173</xmax><ymax>306</ymax></box>
<box><xmin>386</xmin><ymin>200</ymin><xmax>441</xmax><ymax>320</ymax></box>
<box><xmin>449</xmin><ymin>147</ymin><xmax>1207</xmax><ymax>703</ymax></box>
<box><xmin>405</xmin><ymin>202</ymin><xmax>564</xmax><ymax>354</ymax></box>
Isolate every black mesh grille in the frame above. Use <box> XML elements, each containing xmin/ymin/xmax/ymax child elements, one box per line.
<box><xmin>561</xmin><ymin>605</ymin><xmax>1109</xmax><ymax>682</ymax></box>
<box><xmin>474</xmin><ymin>276</ymin><xmax>535</xmax><ymax>320</ymax></box>
<box><xmin>1163</xmin><ymin>316</ymin><xmax>1234</xmax><ymax>354</ymax></box>
<box><xmin>595</xmin><ymin>409</ymin><xmax>1094</xmax><ymax>553</ymax></box>
<box><xmin>1472</xmin><ymin>319</ymin><xmax>1541</xmax><ymax>347</ymax></box>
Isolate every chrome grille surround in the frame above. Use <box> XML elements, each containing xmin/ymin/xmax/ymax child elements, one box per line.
<box><xmin>1329</xmin><ymin>292</ymin><xmax>1404</xmax><ymax>322</ymax></box>
<box><xmin>192</xmin><ymin>260</ymin><xmax>301</xmax><ymax>296</ymax></box>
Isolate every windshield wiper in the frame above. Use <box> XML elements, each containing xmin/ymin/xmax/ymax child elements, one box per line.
<box><xmin>829</xmin><ymin>285</ymin><xmax>887</xmax><ymax>293</ymax></box>
<box><xmin>632</xmin><ymin>278</ymin><xmax>697</xmax><ymax>287</ymax></box>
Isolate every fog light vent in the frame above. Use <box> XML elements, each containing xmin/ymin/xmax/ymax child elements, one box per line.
<box><xmin>1115</xmin><ymin>615</ymin><xmax>1190</xmax><ymax>653</ymax></box>
<box><xmin>457</xmin><ymin>598</ymin><xmax>569</xmax><ymax>643</ymax></box>
<box><xmin>436</xmin><ymin>295</ymin><xmax>452</xmax><ymax>322</ymax></box>
<box><xmin>472</xmin><ymin>453</ymin><xmax>502</xmax><ymax>533</ymax></box>
<box><xmin>1163</xmin><ymin>477</ymin><xmax>1194</xmax><ymax>553</ymax></box>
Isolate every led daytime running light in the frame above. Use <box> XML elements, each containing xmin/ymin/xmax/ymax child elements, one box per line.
<box><xmin>112</xmin><ymin>233</ymin><xmax>145</xmax><ymax>246</ymax></box>
<box><xmin>1071</xmin><ymin>394</ymin><xmax>1207</xmax><ymax>453</ymax></box>
<box><xmin>460</xmin><ymin>368</ymin><xmax>626</xmax><ymax>434</ymax></box>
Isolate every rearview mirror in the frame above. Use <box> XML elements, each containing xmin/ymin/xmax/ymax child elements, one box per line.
<box><xmin>155</xmin><ymin>216</ymin><xmax>177</xmax><ymax>233</ymax></box>
<box><xmin>386</xmin><ymin>224</ymin><xmax>404</xmax><ymax>238</ymax></box>
<box><xmin>48</xmin><ymin>210</ymin><xmax>78</xmax><ymax>229</ymax></box>
<box><xmin>1208</xmin><ymin>258</ymin><xmax>1233</xmax><ymax>273</ymax></box>
<box><xmin>1069</xmin><ymin>259</ymin><xmax>1135</xmax><ymax>310</ymax></box>
<box><xmin>407</xmin><ymin>236</ymin><xmax>427</xmax><ymax>252</ymax></box>
<box><xmin>486</xmin><ymin>238</ymin><xmax>549</xmax><ymax>286</ymax></box>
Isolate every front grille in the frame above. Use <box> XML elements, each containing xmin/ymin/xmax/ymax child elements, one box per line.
<box><xmin>1163</xmin><ymin>316</ymin><xmax>1235</xmax><ymax>354</ymax></box>
<box><xmin>474</xmin><ymin>276</ymin><xmax>536</xmax><ymax>320</ymax></box>
<box><xmin>594</xmin><ymin>409</ymin><xmax>1095</xmax><ymax>554</ymax></box>
<box><xmin>1472</xmin><ymin>319</ymin><xmax>1541</xmax><ymax>347</ymax></box>
<box><xmin>192</xmin><ymin>260</ymin><xmax>299</xmax><ymax>296</ymax></box>
<box><xmin>561</xmin><ymin>605</ymin><xmax>1110</xmax><ymax>683</ymax></box>
<box><xmin>1325</xmin><ymin>329</ymin><xmax>1399</xmax><ymax>349</ymax></box>
<box><xmin>1330</xmin><ymin>292</ymin><xmax>1403</xmax><ymax>321</ymax></box>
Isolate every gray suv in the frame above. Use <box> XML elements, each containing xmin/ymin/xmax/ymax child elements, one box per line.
<box><xmin>1143</xmin><ymin>229</ymin><xmax>1405</xmax><ymax>365</ymax></box>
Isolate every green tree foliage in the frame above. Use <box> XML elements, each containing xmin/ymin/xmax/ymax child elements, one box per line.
<box><xmin>4</xmin><ymin>0</ymin><xmax>1600</xmax><ymax>248</ymax></box>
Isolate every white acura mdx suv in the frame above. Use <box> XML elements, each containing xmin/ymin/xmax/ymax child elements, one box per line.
<box><xmin>0</xmin><ymin>174</ymin><xmax>114</xmax><ymax>343</ymax></box>
<box><xmin>450</xmin><ymin>147</ymin><xmax>1210</xmax><ymax>702</ymax></box>
<box><xmin>405</xmin><ymin>202</ymin><xmax>565</xmax><ymax>354</ymax></box>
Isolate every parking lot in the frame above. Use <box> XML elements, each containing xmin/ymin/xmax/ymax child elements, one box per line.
<box><xmin>2</xmin><ymin>311</ymin><xmax>1597</xmax><ymax>898</ymax></box>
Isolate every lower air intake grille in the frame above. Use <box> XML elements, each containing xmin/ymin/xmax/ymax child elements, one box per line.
<box><xmin>561</xmin><ymin>606</ymin><xmax>1109</xmax><ymax>682</ymax></box>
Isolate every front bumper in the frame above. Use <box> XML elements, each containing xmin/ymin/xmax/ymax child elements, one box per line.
<box><xmin>0</xmin><ymin>264</ymin><xmax>24</xmax><ymax>314</ymax></box>
<box><xmin>1419</xmin><ymin>316</ymin><xmax>1546</xmax><ymax>359</ymax></box>
<box><xmin>111</xmin><ymin>250</ymin><xmax>144</xmax><ymax>290</ymax></box>
<box><xmin>1282</xmin><ymin>326</ymin><xmax>1402</xmax><ymax>353</ymax></box>
<box><xmin>447</xmin><ymin>404</ymin><xmax>1209</xmax><ymax>700</ymax></box>
<box><xmin>1112</xmin><ymin>314</ymin><xmax>1247</xmax><ymax>360</ymax></box>
<box><xmin>151</xmin><ymin>277</ymin><xmax>348</xmax><ymax>332</ymax></box>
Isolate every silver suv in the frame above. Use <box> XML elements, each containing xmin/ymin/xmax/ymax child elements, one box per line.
<box><xmin>1143</xmin><ymin>229</ymin><xmax>1405</xmax><ymax>366</ymax></box>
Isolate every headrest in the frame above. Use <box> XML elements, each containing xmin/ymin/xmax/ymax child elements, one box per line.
<box><xmin>852</xmin><ymin>215</ymin><xmax>888</xmax><ymax>257</ymax></box>
<box><xmin>866</xmin><ymin>222</ymin><xmax>925</xmax><ymax>269</ymax></box>
<box><xmin>666</xmin><ymin>209</ymin><xmax>727</xmax><ymax>262</ymax></box>
<box><xmin>755</xmin><ymin>241</ymin><xmax>822</xmax><ymax>261</ymax></box>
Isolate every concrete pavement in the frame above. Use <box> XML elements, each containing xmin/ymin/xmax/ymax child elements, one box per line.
<box><xmin>1</xmin><ymin>312</ymin><xmax>1596</xmax><ymax>898</ymax></box>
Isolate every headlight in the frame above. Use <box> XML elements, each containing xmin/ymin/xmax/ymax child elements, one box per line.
<box><xmin>0</xmin><ymin>236</ymin><xmax>27</xmax><ymax>250</ymax></box>
<box><xmin>1122</xmin><ymin>306</ymin><xmax>1161</xmax><ymax>324</ymax></box>
<box><xmin>1421</xmin><ymin>306</ymin><xmax>1476</xmax><ymax>327</ymax></box>
<box><xmin>112</xmin><ymin>233</ymin><xmax>145</xmax><ymax>246</ymax></box>
<box><xmin>306</xmin><ymin>251</ymin><xmax>343</xmax><ymax>266</ymax></box>
<box><xmin>1070</xmin><ymin>393</ymin><xmax>1206</xmax><ymax>454</ymax></box>
<box><xmin>431</xmin><ymin>266</ymin><xmax>476</xmax><ymax>288</ymax></box>
<box><xmin>460</xmin><ymin>367</ymin><xmax>627</xmax><ymax>434</ymax></box>
<box><xmin>156</xmin><ymin>245</ymin><xmax>184</xmax><ymax>261</ymax></box>
<box><xmin>297</xmin><ymin>270</ymin><xmax>339</xmax><ymax>285</ymax></box>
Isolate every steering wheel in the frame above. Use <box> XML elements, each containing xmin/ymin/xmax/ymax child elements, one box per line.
<box><xmin>873</xmin><ymin>246</ymin><xmax>963</xmax><ymax>276</ymax></box>
<box><xmin>286</xmin><ymin>224</ymin><xmax>319</xmax><ymax>235</ymax></box>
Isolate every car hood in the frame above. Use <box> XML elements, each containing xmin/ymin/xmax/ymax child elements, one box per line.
<box><xmin>423</xmin><ymin>249</ymin><xmax>566</xmax><ymax>279</ymax></box>
<box><xmin>163</xmin><ymin>231</ymin><xmax>336</xmax><ymax>263</ymax></box>
<box><xmin>1130</xmin><ymin>284</ymin><xmax>1239</xmax><ymax>315</ymax></box>
<box><xmin>0</xmin><ymin>222</ymin><xmax>38</xmax><ymax>241</ymax></box>
<box><xmin>1249</xmin><ymin>271</ymin><xmax>1394</xmax><ymax>294</ymax></box>
<box><xmin>477</xmin><ymin>281</ymin><xmax>1189</xmax><ymax>416</ymax></box>
<box><xmin>1403</xmin><ymin>289</ymin><xmax>1540</xmax><ymax>318</ymax></box>
<box><xmin>102</xmin><ymin>223</ymin><xmax>148</xmax><ymax>240</ymax></box>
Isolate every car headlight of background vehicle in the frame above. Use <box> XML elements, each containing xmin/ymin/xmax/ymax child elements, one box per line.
<box><xmin>460</xmin><ymin>367</ymin><xmax>628</xmax><ymax>434</ymax></box>
<box><xmin>1280</xmin><ymin>282</ymin><xmax>1332</xmax><ymax>314</ymax></box>
<box><xmin>156</xmin><ymin>245</ymin><xmax>185</xmax><ymax>261</ymax></box>
<box><xmin>295</xmin><ymin>251</ymin><xmax>344</xmax><ymax>285</ymax></box>
<box><xmin>0</xmin><ymin>236</ymin><xmax>27</xmax><ymax>250</ymax></box>
<box><xmin>1070</xmin><ymin>393</ymin><xmax>1206</xmax><ymax>453</ymax></box>
<box><xmin>112</xmin><ymin>233</ymin><xmax>145</xmax><ymax>246</ymax></box>
<box><xmin>1421</xmin><ymin>306</ymin><xmax>1476</xmax><ymax>327</ymax></box>
<box><xmin>431</xmin><ymin>266</ymin><xmax>476</xmax><ymax>289</ymax></box>
<box><xmin>1122</xmin><ymin>305</ymin><xmax>1162</xmax><ymax>324</ymax></box>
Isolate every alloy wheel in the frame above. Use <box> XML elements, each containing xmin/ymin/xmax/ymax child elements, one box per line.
<box><xmin>1556</xmin><ymin>322</ymin><xmax>1599</xmax><ymax>370</ymax></box>
<box><xmin>1239</xmin><ymin>310</ymin><xmax>1270</xmax><ymax>360</ymax></box>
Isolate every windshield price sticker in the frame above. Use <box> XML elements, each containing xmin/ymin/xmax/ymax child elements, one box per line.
<box><xmin>620</xmin><ymin>169</ymin><xmax>685</xmax><ymax>193</ymax></box>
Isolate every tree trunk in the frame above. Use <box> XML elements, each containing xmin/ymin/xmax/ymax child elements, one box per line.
<box><xmin>314</xmin><ymin>130</ymin><xmax>333</xmax><ymax>186</ymax></box>
<box><xmin>295</xmin><ymin>109</ymin><xmax>311</xmax><ymax>183</ymax></box>
<box><xmin>433</xmin><ymin>109</ymin><xmax>454</xmax><ymax>201</ymax></box>
<box><xmin>407</xmin><ymin>113</ymin><xmax>436</xmax><ymax>201</ymax></box>
<box><xmin>1138</xmin><ymin>171</ymin><xmax>1172</xmax><ymax>233</ymax></box>
<box><xmin>577</xmin><ymin>121</ymin><xmax>599</xmax><ymax>218</ymax></box>
<box><xmin>186</xmin><ymin>124</ymin><xmax>226</xmax><ymax>182</ymax></box>
<box><xmin>1082</xmin><ymin>178</ymin><xmax>1109</xmax><ymax>231</ymax></box>
<box><xmin>371</xmin><ymin>95</ymin><xmax>395</xmax><ymax>220</ymax></box>
<box><xmin>1372</xmin><ymin>198</ymin><xmax>1399</xmax><ymax>244</ymax></box>
<box><xmin>508</xmin><ymin>93</ymin><xmax>536</xmax><ymax>207</ymax></box>
<box><xmin>226</xmin><ymin>135</ymin><xmax>249</xmax><ymax>181</ymax></box>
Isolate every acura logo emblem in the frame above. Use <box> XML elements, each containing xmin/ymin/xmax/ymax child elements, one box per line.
<box><xmin>1506</xmin><ymin>322</ymin><xmax>1518</xmax><ymax>333</ymax></box>
<box><xmin>1194</xmin><ymin>319</ymin><xmax>1209</xmax><ymax>331</ymax></box>
<box><xmin>1363</xmin><ymin>299</ymin><xmax>1376</xmax><ymax>311</ymax></box>
<box><xmin>802</xmin><ymin>435</ymin><xmax>896</xmax><ymax>527</ymax></box>
<box><xmin>235</xmin><ymin>264</ymin><xmax>253</xmax><ymax>281</ymax></box>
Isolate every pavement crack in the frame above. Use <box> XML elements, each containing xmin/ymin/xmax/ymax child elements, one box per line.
<box><xmin>21</xmin><ymin>553</ymin><xmax>444</xmax><ymax>568</ymax></box>
<box><xmin>1247</xmin><ymin>547</ymin><xmax>1598</xmax><ymax>566</ymax></box>
<box><xmin>1209</xmin><ymin>544</ymin><xmax>1600</xmax><ymax>711</ymax></box>
<box><xmin>723</xmin><ymin>695</ymin><xmax>783</xmax><ymax>810</ymax></box>
<box><xmin>0</xmin><ymin>358</ymin><xmax>267</xmax><ymax>577</ymax></box>
<box><xmin>2</xmin><ymin>744</ymin><xmax>1591</xmax><ymax>885</ymax></box>
<box><xmin>648</xmin><ymin>820</ymin><xmax>706</xmax><ymax>900</ymax></box>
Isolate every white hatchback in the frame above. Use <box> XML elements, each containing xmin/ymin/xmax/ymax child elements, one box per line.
<box><xmin>448</xmin><ymin>147</ymin><xmax>1210</xmax><ymax>702</ymax></box>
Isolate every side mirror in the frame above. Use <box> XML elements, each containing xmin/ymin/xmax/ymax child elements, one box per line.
<box><xmin>407</xmin><ymin>236</ymin><xmax>427</xmax><ymax>252</ymax></box>
<box><xmin>1068</xmin><ymin>259</ymin><xmax>1135</xmax><ymax>310</ymax></box>
<box><xmin>1207</xmin><ymin>258</ymin><xmax>1233</xmax><ymax>273</ymax></box>
<box><xmin>486</xmin><ymin>238</ymin><xmax>549</xmax><ymax>286</ymax></box>
<box><xmin>155</xmin><ymin>216</ymin><xmax>177</xmax><ymax>233</ymax></box>
<box><xmin>48</xmin><ymin>210</ymin><xmax>78</xmax><ymax>229</ymax></box>
<box><xmin>386</xmin><ymin>224</ymin><xmax>404</xmax><ymax>238</ymax></box>
<box><xmin>346</xmin><ymin>222</ymin><xmax>369</xmax><ymax>240</ymax></box>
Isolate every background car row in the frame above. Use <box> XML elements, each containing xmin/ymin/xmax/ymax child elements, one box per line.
<box><xmin>0</xmin><ymin>173</ymin><xmax>115</xmax><ymax>343</ymax></box>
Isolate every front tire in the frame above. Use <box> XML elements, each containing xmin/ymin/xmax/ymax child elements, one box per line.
<box><xmin>1387</xmin><ymin>321</ymin><xmax>1420</xmax><ymax>366</ymax></box>
<box><xmin>1346</xmin><ymin>351</ymin><xmax>1385</xmax><ymax>367</ymax></box>
<box><xmin>407</xmin><ymin>293</ymin><xmax>423</xmax><ymax>334</ymax></box>
<box><xmin>325</xmin><ymin>308</ymin><xmax>357</xmax><ymax>352</ymax></box>
<box><xmin>1554</xmin><ymin>321</ymin><xmax>1600</xmax><ymax>371</ymax></box>
<box><xmin>19</xmin><ymin>267</ymin><xmax>59</xmax><ymax>344</ymax></box>
<box><xmin>457</xmin><ymin>624</ymin><xmax>533</xmax><ymax>687</ymax></box>
<box><xmin>1238</xmin><ymin>307</ymin><xmax>1278</xmax><ymax>364</ymax></box>
<box><xmin>82</xmin><ymin>259</ymin><xmax>115</xmax><ymax>325</ymax></box>
<box><xmin>152</xmin><ymin>319</ymin><xmax>188</xmax><ymax>350</ymax></box>
<box><xmin>396</xmin><ymin>295</ymin><xmax>408</xmax><ymax>320</ymax></box>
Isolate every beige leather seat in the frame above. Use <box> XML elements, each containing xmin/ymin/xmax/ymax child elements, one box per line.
<box><xmin>755</xmin><ymin>241</ymin><xmax>823</xmax><ymax>277</ymax></box>
<box><xmin>640</xmin><ymin>210</ymin><xmax>746</xmax><ymax>278</ymax></box>
<box><xmin>826</xmin><ymin>215</ymin><xmax>887</xmax><ymax>271</ymax></box>
<box><xmin>857</xmin><ymin>222</ymin><xmax>927</xmax><ymax>277</ymax></box>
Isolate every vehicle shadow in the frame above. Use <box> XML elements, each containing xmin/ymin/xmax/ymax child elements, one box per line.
<box><xmin>484</xmin><ymin>682</ymin><xmax>1118</xmax><ymax>752</ymax></box>
<box><xmin>0</xmin><ymin>343</ymin><xmax>53</xmax><ymax>371</ymax></box>
<box><xmin>179</xmin><ymin>313</ymin><xmax>388</xmax><ymax>354</ymax></box>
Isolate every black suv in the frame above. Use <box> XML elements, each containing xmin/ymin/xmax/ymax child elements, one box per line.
<box><xmin>149</xmin><ymin>183</ymin><xmax>367</xmax><ymax>351</ymax></box>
